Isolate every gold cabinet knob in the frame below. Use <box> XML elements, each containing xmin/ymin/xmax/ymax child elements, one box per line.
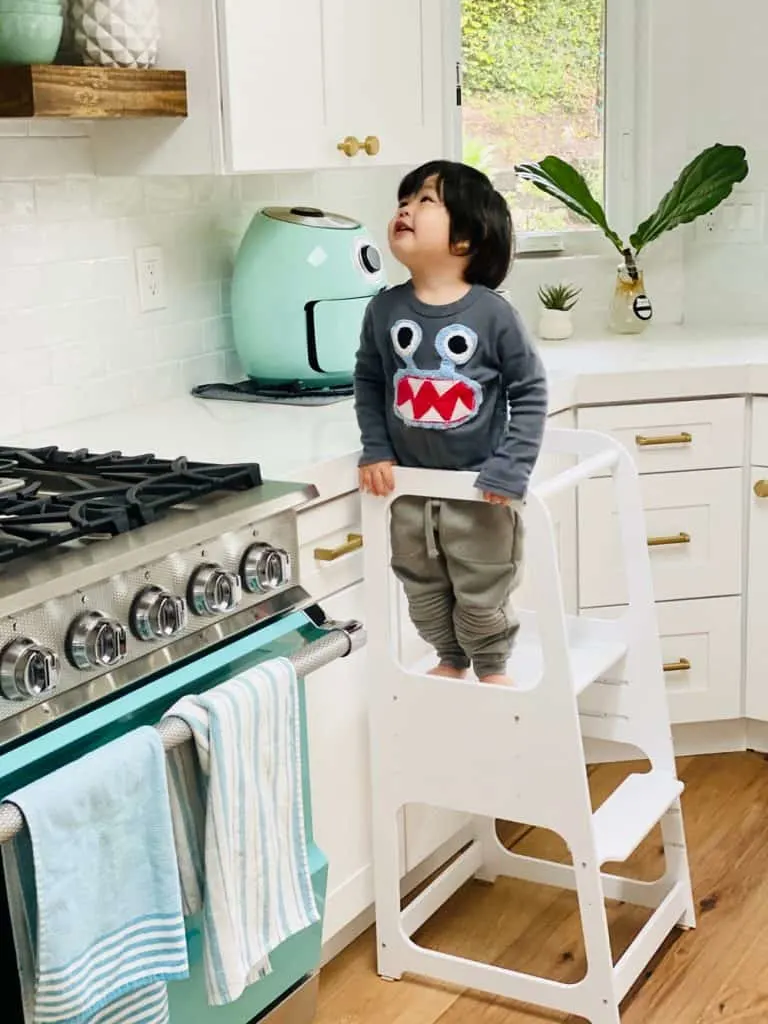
<box><xmin>337</xmin><ymin>135</ymin><xmax>380</xmax><ymax>158</ymax></box>
<box><xmin>755</xmin><ymin>480</ymin><xmax>768</xmax><ymax>498</ymax></box>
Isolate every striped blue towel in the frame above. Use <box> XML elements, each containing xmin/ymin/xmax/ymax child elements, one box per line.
<box><xmin>2</xmin><ymin>727</ymin><xmax>189</xmax><ymax>1024</ymax></box>
<box><xmin>164</xmin><ymin>657</ymin><xmax>319</xmax><ymax>1006</ymax></box>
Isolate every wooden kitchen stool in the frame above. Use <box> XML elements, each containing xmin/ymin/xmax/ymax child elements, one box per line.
<box><xmin>361</xmin><ymin>428</ymin><xmax>695</xmax><ymax>1024</ymax></box>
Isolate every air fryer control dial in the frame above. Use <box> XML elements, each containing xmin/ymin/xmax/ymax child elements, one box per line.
<box><xmin>241</xmin><ymin>544</ymin><xmax>291</xmax><ymax>594</ymax></box>
<box><xmin>359</xmin><ymin>244</ymin><xmax>382</xmax><ymax>275</ymax></box>
<box><xmin>0</xmin><ymin>638</ymin><xmax>59</xmax><ymax>700</ymax></box>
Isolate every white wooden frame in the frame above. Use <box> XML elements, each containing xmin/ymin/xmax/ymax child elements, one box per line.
<box><xmin>443</xmin><ymin>0</ymin><xmax>643</xmax><ymax>254</ymax></box>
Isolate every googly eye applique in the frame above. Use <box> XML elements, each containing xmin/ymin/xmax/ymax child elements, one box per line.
<box><xmin>435</xmin><ymin>324</ymin><xmax>478</xmax><ymax>366</ymax></box>
<box><xmin>390</xmin><ymin>319</ymin><xmax>422</xmax><ymax>359</ymax></box>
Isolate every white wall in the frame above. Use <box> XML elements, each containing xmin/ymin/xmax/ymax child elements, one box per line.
<box><xmin>682</xmin><ymin>0</ymin><xmax>768</xmax><ymax>324</ymax></box>
<box><xmin>0</xmin><ymin>121</ymin><xmax>411</xmax><ymax>436</ymax></box>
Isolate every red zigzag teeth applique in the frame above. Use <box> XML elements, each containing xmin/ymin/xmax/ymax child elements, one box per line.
<box><xmin>396</xmin><ymin>376</ymin><xmax>476</xmax><ymax>421</ymax></box>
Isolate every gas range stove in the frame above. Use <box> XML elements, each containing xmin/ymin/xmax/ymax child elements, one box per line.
<box><xmin>0</xmin><ymin>445</ymin><xmax>316</xmax><ymax>746</ymax></box>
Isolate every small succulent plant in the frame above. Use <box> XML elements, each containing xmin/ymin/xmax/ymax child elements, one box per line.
<box><xmin>537</xmin><ymin>282</ymin><xmax>581</xmax><ymax>311</ymax></box>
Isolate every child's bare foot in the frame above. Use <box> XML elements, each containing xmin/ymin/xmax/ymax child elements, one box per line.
<box><xmin>479</xmin><ymin>673</ymin><xmax>514</xmax><ymax>686</ymax></box>
<box><xmin>428</xmin><ymin>663</ymin><xmax>468</xmax><ymax>680</ymax></box>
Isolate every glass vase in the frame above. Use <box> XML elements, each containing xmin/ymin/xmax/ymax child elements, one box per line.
<box><xmin>608</xmin><ymin>263</ymin><xmax>653</xmax><ymax>335</ymax></box>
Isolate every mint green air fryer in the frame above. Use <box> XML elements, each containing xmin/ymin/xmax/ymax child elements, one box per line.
<box><xmin>231</xmin><ymin>206</ymin><xmax>387</xmax><ymax>386</ymax></box>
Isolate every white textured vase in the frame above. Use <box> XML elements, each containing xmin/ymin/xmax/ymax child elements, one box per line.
<box><xmin>70</xmin><ymin>0</ymin><xmax>159</xmax><ymax>68</ymax></box>
<box><xmin>537</xmin><ymin>308</ymin><xmax>574</xmax><ymax>341</ymax></box>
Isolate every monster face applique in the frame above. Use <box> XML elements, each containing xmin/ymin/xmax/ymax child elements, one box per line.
<box><xmin>390</xmin><ymin>320</ymin><xmax>483</xmax><ymax>429</ymax></box>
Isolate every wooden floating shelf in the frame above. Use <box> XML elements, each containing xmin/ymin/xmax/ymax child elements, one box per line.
<box><xmin>0</xmin><ymin>65</ymin><xmax>187</xmax><ymax>119</ymax></box>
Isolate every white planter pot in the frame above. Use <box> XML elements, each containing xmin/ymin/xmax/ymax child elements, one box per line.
<box><xmin>537</xmin><ymin>308</ymin><xmax>574</xmax><ymax>341</ymax></box>
<box><xmin>70</xmin><ymin>0</ymin><xmax>159</xmax><ymax>68</ymax></box>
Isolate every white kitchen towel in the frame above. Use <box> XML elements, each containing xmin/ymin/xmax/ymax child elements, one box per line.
<box><xmin>164</xmin><ymin>657</ymin><xmax>319</xmax><ymax>1006</ymax></box>
<box><xmin>2</xmin><ymin>727</ymin><xmax>189</xmax><ymax>1024</ymax></box>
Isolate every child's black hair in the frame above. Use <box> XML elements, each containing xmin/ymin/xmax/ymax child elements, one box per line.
<box><xmin>397</xmin><ymin>160</ymin><xmax>514</xmax><ymax>290</ymax></box>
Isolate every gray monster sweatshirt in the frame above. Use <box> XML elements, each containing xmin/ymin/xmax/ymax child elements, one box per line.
<box><xmin>353</xmin><ymin>282</ymin><xmax>548</xmax><ymax>500</ymax></box>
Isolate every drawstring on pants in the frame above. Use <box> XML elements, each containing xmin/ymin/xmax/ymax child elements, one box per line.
<box><xmin>424</xmin><ymin>499</ymin><xmax>440</xmax><ymax>560</ymax></box>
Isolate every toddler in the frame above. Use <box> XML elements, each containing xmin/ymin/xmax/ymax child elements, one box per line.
<box><xmin>353</xmin><ymin>160</ymin><xmax>547</xmax><ymax>685</ymax></box>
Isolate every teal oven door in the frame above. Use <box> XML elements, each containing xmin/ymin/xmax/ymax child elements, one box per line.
<box><xmin>0</xmin><ymin>610</ymin><xmax>331</xmax><ymax>1024</ymax></box>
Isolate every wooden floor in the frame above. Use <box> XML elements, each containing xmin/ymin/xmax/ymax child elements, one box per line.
<box><xmin>314</xmin><ymin>752</ymin><xmax>768</xmax><ymax>1023</ymax></box>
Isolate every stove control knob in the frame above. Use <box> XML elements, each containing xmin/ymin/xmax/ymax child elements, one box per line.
<box><xmin>131</xmin><ymin>586</ymin><xmax>187</xmax><ymax>641</ymax></box>
<box><xmin>67</xmin><ymin>612</ymin><xmax>128</xmax><ymax>671</ymax></box>
<box><xmin>189</xmin><ymin>565</ymin><xmax>242</xmax><ymax>616</ymax></box>
<box><xmin>241</xmin><ymin>544</ymin><xmax>292</xmax><ymax>594</ymax></box>
<box><xmin>0</xmin><ymin>638</ymin><xmax>59</xmax><ymax>701</ymax></box>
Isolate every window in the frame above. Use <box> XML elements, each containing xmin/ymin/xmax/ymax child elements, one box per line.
<box><xmin>446</xmin><ymin>0</ymin><xmax>637</xmax><ymax>252</ymax></box>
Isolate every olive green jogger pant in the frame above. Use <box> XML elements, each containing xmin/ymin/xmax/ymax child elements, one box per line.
<box><xmin>389</xmin><ymin>496</ymin><xmax>524</xmax><ymax>679</ymax></box>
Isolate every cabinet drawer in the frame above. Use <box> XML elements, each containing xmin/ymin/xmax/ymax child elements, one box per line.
<box><xmin>298</xmin><ymin>492</ymin><xmax>363</xmax><ymax>599</ymax></box>
<box><xmin>585</xmin><ymin>597</ymin><xmax>742</xmax><ymax>724</ymax></box>
<box><xmin>578</xmin><ymin>398</ymin><xmax>745</xmax><ymax>474</ymax></box>
<box><xmin>579</xmin><ymin>468</ymin><xmax>743</xmax><ymax>607</ymax></box>
<box><xmin>752</xmin><ymin>397</ymin><xmax>768</xmax><ymax>465</ymax></box>
<box><xmin>746</xmin><ymin>466</ymin><xmax>768</xmax><ymax>720</ymax></box>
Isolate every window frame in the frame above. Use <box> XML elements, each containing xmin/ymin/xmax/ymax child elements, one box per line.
<box><xmin>443</xmin><ymin>0</ymin><xmax>642</xmax><ymax>258</ymax></box>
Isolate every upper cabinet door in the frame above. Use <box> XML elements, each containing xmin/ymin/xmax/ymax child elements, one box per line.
<box><xmin>218</xmin><ymin>0</ymin><xmax>329</xmax><ymax>173</ymax></box>
<box><xmin>322</xmin><ymin>0</ymin><xmax>445</xmax><ymax>168</ymax></box>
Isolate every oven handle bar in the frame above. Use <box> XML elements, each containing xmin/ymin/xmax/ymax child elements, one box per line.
<box><xmin>0</xmin><ymin>620</ymin><xmax>366</xmax><ymax>846</ymax></box>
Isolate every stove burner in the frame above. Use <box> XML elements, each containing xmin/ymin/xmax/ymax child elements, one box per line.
<box><xmin>0</xmin><ymin>447</ymin><xmax>263</xmax><ymax>566</ymax></box>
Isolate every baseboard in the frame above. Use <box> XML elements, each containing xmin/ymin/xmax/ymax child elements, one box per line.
<box><xmin>584</xmin><ymin>719</ymin><xmax>748</xmax><ymax>763</ymax></box>
<box><xmin>746</xmin><ymin>719</ymin><xmax>768</xmax><ymax>752</ymax></box>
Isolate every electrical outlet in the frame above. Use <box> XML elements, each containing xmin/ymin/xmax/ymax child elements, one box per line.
<box><xmin>694</xmin><ymin>194</ymin><xmax>765</xmax><ymax>244</ymax></box>
<box><xmin>695</xmin><ymin>209</ymin><xmax>718</xmax><ymax>241</ymax></box>
<box><xmin>135</xmin><ymin>245</ymin><xmax>166</xmax><ymax>312</ymax></box>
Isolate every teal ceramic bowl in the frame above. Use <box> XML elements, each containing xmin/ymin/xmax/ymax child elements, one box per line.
<box><xmin>0</xmin><ymin>0</ymin><xmax>63</xmax><ymax>6</ymax></box>
<box><xmin>0</xmin><ymin>12</ymin><xmax>63</xmax><ymax>64</ymax></box>
<box><xmin>0</xmin><ymin>1</ymin><xmax>63</xmax><ymax>13</ymax></box>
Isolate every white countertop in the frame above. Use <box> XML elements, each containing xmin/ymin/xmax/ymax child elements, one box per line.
<box><xmin>10</xmin><ymin>324</ymin><xmax>768</xmax><ymax>497</ymax></box>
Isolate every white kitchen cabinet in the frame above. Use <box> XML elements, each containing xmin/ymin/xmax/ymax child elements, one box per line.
<box><xmin>746</xmin><ymin>466</ymin><xmax>768</xmax><ymax>721</ymax></box>
<box><xmin>577</xmin><ymin>398</ymin><xmax>745</xmax><ymax>476</ymax></box>
<box><xmin>298</xmin><ymin>491</ymin><xmax>364</xmax><ymax>601</ymax></box>
<box><xmin>322</xmin><ymin>0</ymin><xmax>444</xmax><ymax>167</ymax></box>
<box><xmin>92</xmin><ymin>0</ymin><xmax>446</xmax><ymax>175</ymax></box>
<box><xmin>579</xmin><ymin>468</ymin><xmax>743</xmax><ymax>608</ymax></box>
<box><xmin>588</xmin><ymin>597</ymin><xmax>742</xmax><ymax>724</ymax></box>
<box><xmin>305</xmin><ymin>582</ymin><xmax>377</xmax><ymax>943</ymax></box>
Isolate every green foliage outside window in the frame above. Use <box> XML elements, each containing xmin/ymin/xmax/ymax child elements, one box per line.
<box><xmin>462</xmin><ymin>0</ymin><xmax>604</xmax><ymax>111</ymax></box>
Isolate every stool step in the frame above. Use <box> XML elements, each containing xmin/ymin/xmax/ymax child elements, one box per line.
<box><xmin>593</xmin><ymin>771</ymin><xmax>683</xmax><ymax>864</ymax></box>
<box><xmin>409</xmin><ymin>612</ymin><xmax>626</xmax><ymax>695</ymax></box>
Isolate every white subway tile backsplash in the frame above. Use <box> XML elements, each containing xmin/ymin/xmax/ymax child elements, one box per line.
<box><xmin>0</xmin><ymin>183</ymin><xmax>35</xmax><ymax>223</ymax></box>
<box><xmin>0</xmin><ymin>265</ymin><xmax>42</xmax><ymax>311</ymax></box>
<box><xmin>0</xmin><ymin>138</ymin><xmax>92</xmax><ymax>179</ymax></box>
<box><xmin>34</xmin><ymin>178</ymin><xmax>93</xmax><ymax>221</ymax></box>
<box><xmin>94</xmin><ymin>177</ymin><xmax>144</xmax><ymax>218</ymax></box>
<box><xmin>27</xmin><ymin>120</ymin><xmax>89</xmax><ymax>138</ymax></box>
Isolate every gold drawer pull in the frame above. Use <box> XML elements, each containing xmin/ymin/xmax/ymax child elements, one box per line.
<box><xmin>664</xmin><ymin>658</ymin><xmax>691</xmax><ymax>673</ymax></box>
<box><xmin>635</xmin><ymin>432</ymin><xmax>693</xmax><ymax>447</ymax></box>
<box><xmin>314</xmin><ymin>533</ymin><xmax>363</xmax><ymax>562</ymax></box>
<box><xmin>337</xmin><ymin>135</ymin><xmax>380</xmax><ymax>158</ymax></box>
<box><xmin>647</xmin><ymin>532</ymin><xmax>691</xmax><ymax>547</ymax></box>
<box><xmin>755</xmin><ymin>480</ymin><xmax>768</xmax><ymax>498</ymax></box>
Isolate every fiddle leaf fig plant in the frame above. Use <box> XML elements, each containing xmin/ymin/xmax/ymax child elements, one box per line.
<box><xmin>515</xmin><ymin>143</ymin><xmax>749</xmax><ymax>278</ymax></box>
